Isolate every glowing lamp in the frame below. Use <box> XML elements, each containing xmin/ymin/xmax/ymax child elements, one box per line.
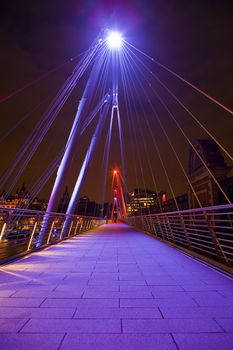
<box><xmin>106</xmin><ymin>31</ymin><xmax>123</xmax><ymax>49</ymax></box>
<box><xmin>113</xmin><ymin>170</ymin><xmax>117</xmax><ymax>175</ymax></box>
<box><xmin>162</xmin><ymin>194</ymin><xmax>166</xmax><ymax>203</ymax></box>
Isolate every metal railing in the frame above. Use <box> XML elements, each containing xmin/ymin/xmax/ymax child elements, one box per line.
<box><xmin>0</xmin><ymin>206</ymin><xmax>104</xmax><ymax>263</ymax></box>
<box><xmin>126</xmin><ymin>204</ymin><xmax>233</xmax><ymax>267</ymax></box>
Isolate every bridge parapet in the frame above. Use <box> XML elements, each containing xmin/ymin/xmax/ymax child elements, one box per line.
<box><xmin>126</xmin><ymin>204</ymin><xmax>233</xmax><ymax>270</ymax></box>
<box><xmin>0</xmin><ymin>206</ymin><xmax>104</xmax><ymax>263</ymax></box>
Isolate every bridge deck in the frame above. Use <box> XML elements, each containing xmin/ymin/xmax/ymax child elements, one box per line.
<box><xmin>0</xmin><ymin>223</ymin><xmax>233</xmax><ymax>349</ymax></box>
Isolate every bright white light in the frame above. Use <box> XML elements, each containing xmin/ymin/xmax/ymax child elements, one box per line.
<box><xmin>106</xmin><ymin>31</ymin><xmax>123</xmax><ymax>49</ymax></box>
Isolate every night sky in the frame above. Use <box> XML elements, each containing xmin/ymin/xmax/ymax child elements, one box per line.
<box><xmin>1</xmin><ymin>0</ymin><xmax>233</xmax><ymax>203</ymax></box>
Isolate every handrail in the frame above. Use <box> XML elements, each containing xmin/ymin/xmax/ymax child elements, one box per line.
<box><xmin>0</xmin><ymin>206</ymin><xmax>104</xmax><ymax>263</ymax></box>
<box><xmin>126</xmin><ymin>204</ymin><xmax>233</xmax><ymax>268</ymax></box>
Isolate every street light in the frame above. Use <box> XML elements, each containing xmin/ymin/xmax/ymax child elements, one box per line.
<box><xmin>106</xmin><ymin>31</ymin><xmax>124</xmax><ymax>49</ymax></box>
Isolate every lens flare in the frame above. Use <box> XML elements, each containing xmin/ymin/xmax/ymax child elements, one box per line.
<box><xmin>106</xmin><ymin>31</ymin><xmax>123</xmax><ymax>49</ymax></box>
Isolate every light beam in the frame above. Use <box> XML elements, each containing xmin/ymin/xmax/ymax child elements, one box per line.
<box><xmin>106</xmin><ymin>31</ymin><xmax>123</xmax><ymax>49</ymax></box>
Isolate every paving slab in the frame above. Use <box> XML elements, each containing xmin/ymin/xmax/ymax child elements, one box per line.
<box><xmin>21</xmin><ymin>318</ymin><xmax>121</xmax><ymax>333</ymax></box>
<box><xmin>0</xmin><ymin>223</ymin><xmax>233</xmax><ymax>350</ymax></box>
<box><xmin>60</xmin><ymin>333</ymin><xmax>177</xmax><ymax>350</ymax></box>
<box><xmin>173</xmin><ymin>333</ymin><xmax>233</xmax><ymax>350</ymax></box>
<box><xmin>0</xmin><ymin>334</ymin><xmax>64</xmax><ymax>350</ymax></box>
<box><xmin>122</xmin><ymin>318</ymin><xmax>222</xmax><ymax>333</ymax></box>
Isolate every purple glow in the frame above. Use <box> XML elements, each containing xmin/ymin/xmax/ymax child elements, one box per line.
<box><xmin>106</xmin><ymin>31</ymin><xmax>123</xmax><ymax>49</ymax></box>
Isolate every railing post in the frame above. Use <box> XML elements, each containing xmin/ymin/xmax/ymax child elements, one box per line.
<box><xmin>164</xmin><ymin>216</ymin><xmax>175</xmax><ymax>243</ymax></box>
<box><xmin>27</xmin><ymin>220</ymin><xmax>38</xmax><ymax>251</ymax></box>
<box><xmin>59</xmin><ymin>221</ymin><xmax>65</xmax><ymax>240</ymax></box>
<box><xmin>79</xmin><ymin>218</ymin><xmax>83</xmax><ymax>233</ymax></box>
<box><xmin>149</xmin><ymin>216</ymin><xmax>155</xmax><ymax>235</ymax></box>
<box><xmin>0</xmin><ymin>222</ymin><xmax>7</xmax><ymax>241</ymax></box>
<box><xmin>205</xmin><ymin>211</ymin><xmax>229</xmax><ymax>265</ymax></box>
<box><xmin>74</xmin><ymin>219</ymin><xmax>80</xmax><ymax>236</ymax></box>
<box><xmin>47</xmin><ymin>221</ymin><xmax>55</xmax><ymax>244</ymax></box>
<box><xmin>157</xmin><ymin>216</ymin><xmax>165</xmax><ymax>240</ymax></box>
<box><xmin>68</xmin><ymin>221</ymin><xmax>74</xmax><ymax>237</ymax></box>
<box><xmin>0</xmin><ymin>212</ymin><xmax>10</xmax><ymax>241</ymax></box>
<box><xmin>179</xmin><ymin>213</ymin><xmax>192</xmax><ymax>250</ymax></box>
<box><xmin>162</xmin><ymin>216</ymin><xmax>170</xmax><ymax>241</ymax></box>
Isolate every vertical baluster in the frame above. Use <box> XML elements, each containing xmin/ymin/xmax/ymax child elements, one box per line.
<box><xmin>47</xmin><ymin>221</ymin><xmax>55</xmax><ymax>244</ymax></box>
<box><xmin>27</xmin><ymin>220</ymin><xmax>38</xmax><ymax>251</ymax></box>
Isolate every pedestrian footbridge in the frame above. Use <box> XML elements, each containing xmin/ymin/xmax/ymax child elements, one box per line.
<box><xmin>0</xmin><ymin>223</ymin><xmax>233</xmax><ymax>350</ymax></box>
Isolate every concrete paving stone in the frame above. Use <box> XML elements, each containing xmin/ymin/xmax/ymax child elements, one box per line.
<box><xmin>54</xmin><ymin>285</ymin><xmax>86</xmax><ymax>293</ymax></box>
<box><xmin>0</xmin><ymin>297</ymin><xmax>45</xmax><ymax>307</ymax></box>
<box><xmin>145</xmin><ymin>278</ymin><xmax>179</xmax><ymax>286</ymax></box>
<box><xmin>0</xmin><ymin>318</ymin><xmax>29</xmax><ymax>332</ymax></box>
<box><xmin>82</xmin><ymin>290</ymin><xmax>153</xmax><ymax>299</ymax></box>
<box><xmin>88</xmin><ymin>280</ymin><xmax>147</xmax><ymax>286</ymax></box>
<box><xmin>180</xmin><ymin>283</ymin><xmax>226</xmax><ymax>291</ymax></box>
<box><xmin>118</xmin><ymin>266</ymin><xmax>140</xmax><ymax>272</ymax></box>
<box><xmin>187</xmin><ymin>291</ymin><xmax>229</xmax><ymax>299</ymax></box>
<box><xmin>1</xmin><ymin>265</ymin><xmax>27</xmax><ymax>271</ymax></box>
<box><xmin>1</xmin><ymin>223</ymin><xmax>233</xmax><ymax>347</ymax></box>
<box><xmin>59</xmin><ymin>280</ymin><xmax>89</xmax><ymax>287</ymax></box>
<box><xmin>0</xmin><ymin>281</ymin><xmax>31</xmax><ymax>289</ymax></box>
<box><xmin>218</xmin><ymin>289</ymin><xmax>233</xmax><ymax>297</ymax></box>
<box><xmin>74</xmin><ymin>307</ymin><xmax>162</xmax><ymax>319</ymax></box>
<box><xmin>148</xmin><ymin>285</ymin><xmax>184</xmax><ymax>292</ymax></box>
<box><xmin>119</xmin><ymin>285</ymin><xmax>151</xmax><ymax>292</ymax></box>
<box><xmin>11</xmin><ymin>290</ymin><xmax>55</xmax><ymax>298</ymax></box>
<box><xmin>142</xmin><ymin>271</ymin><xmax>171</xmax><ymax>277</ymax></box>
<box><xmin>0</xmin><ymin>289</ymin><xmax>18</xmax><ymax>297</ymax></box>
<box><xmin>120</xmin><ymin>298</ymin><xmax>198</xmax><ymax>307</ymax></box>
<box><xmin>27</xmin><ymin>280</ymin><xmax>61</xmax><ymax>286</ymax></box>
<box><xmin>190</xmin><ymin>294</ymin><xmax>233</xmax><ymax>307</ymax></box>
<box><xmin>94</xmin><ymin>267</ymin><xmax>119</xmax><ymax>272</ymax></box>
<box><xmin>118</xmin><ymin>262</ymin><xmax>137</xmax><ymax>265</ymax></box>
<box><xmin>85</xmin><ymin>285</ymin><xmax>119</xmax><ymax>292</ymax></box>
<box><xmin>90</xmin><ymin>273</ymin><xmax>119</xmax><ymax>280</ymax></box>
<box><xmin>160</xmin><ymin>306</ymin><xmax>233</xmax><ymax>318</ymax></box>
<box><xmin>173</xmin><ymin>333</ymin><xmax>233</xmax><ymax>350</ymax></box>
<box><xmin>95</xmin><ymin>263</ymin><xmax>118</xmax><ymax>267</ymax></box>
<box><xmin>41</xmin><ymin>298</ymin><xmax>119</xmax><ymax>308</ymax></box>
<box><xmin>203</xmin><ymin>277</ymin><xmax>233</xmax><ymax>286</ymax></box>
<box><xmin>150</xmin><ymin>290</ymin><xmax>193</xmax><ymax>300</ymax></box>
<box><xmin>118</xmin><ymin>273</ymin><xmax>145</xmax><ymax>281</ymax></box>
<box><xmin>64</xmin><ymin>272</ymin><xmax>91</xmax><ymax>277</ymax></box>
<box><xmin>215</xmin><ymin>318</ymin><xmax>233</xmax><ymax>331</ymax></box>
<box><xmin>122</xmin><ymin>318</ymin><xmax>222</xmax><ymax>333</ymax></box>
<box><xmin>70</xmin><ymin>268</ymin><xmax>95</xmax><ymax>273</ymax></box>
<box><xmin>21</xmin><ymin>318</ymin><xmax>121</xmax><ymax>333</ymax></box>
<box><xmin>0</xmin><ymin>307</ymin><xmax>75</xmax><ymax>319</ymax></box>
<box><xmin>60</xmin><ymin>333</ymin><xmax>177</xmax><ymax>350</ymax></box>
<box><xmin>0</xmin><ymin>333</ymin><xmax>64</xmax><ymax>350</ymax></box>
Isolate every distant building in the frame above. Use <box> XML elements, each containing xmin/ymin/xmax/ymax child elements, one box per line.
<box><xmin>127</xmin><ymin>188</ymin><xmax>164</xmax><ymax>215</ymax></box>
<box><xmin>161</xmin><ymin>193</ymin><xmax>189</xmax><ymax>212</ymax></box>
<box><xmin>0</xmin><ymin>183</ymin><xmax>30</xmax><ymax>209</ymax></box>
<box><xmin>30</xmin><ymin>197</ymin><xmax>48</xmax><ymax>211</ymax></box>
<box><xmin>75</xmin><ymin>196</ymin><xmax>110</xmax><ymax>217</ymax></box>
<box><xmin>0</xmin><ymin>184</ymin><xmax>47</xmax><ymax>211</ymax></box>
<box><xmin>188</xmin><ymin>139</ymin><xmax>232</xmax><ymax>208</ymax></box>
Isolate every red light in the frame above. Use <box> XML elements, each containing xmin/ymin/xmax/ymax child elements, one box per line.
<box><xmin>113</xmin><ymin>170</ymin><xmax>117</xmax><ymax>175</ymax></box>
<box><xmin>162</xmin><ymin>194</ymin><xmax>166</xmax><ymax>203</ymax></box>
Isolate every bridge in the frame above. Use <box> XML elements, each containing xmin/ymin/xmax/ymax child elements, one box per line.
<box><xmin>1</xmin><ymin>222</ymin><xmax>233</xmax><ymax>349</ymax></box>
<box><xmin>1</xmin><ymin>27</ymin><xmax>233</xmax><ymax>349</ymax></box>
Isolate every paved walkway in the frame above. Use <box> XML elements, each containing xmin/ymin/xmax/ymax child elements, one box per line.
<box><xmin>0</xmin><ymin>223</ymin><xmax>233</xmax><ymax>349</ymax></box>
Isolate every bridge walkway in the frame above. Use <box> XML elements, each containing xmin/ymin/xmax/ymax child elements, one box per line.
<box><xmin>0</xmin><ymin>223</ymin><xmax>233</xmax><ymax>349</ymax></box>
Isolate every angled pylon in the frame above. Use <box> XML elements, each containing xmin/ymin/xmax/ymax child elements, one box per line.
<box><xmin>111</xmin><ymin>169</ymin><xmax>127</xmax><ymax>222</ymax></box>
